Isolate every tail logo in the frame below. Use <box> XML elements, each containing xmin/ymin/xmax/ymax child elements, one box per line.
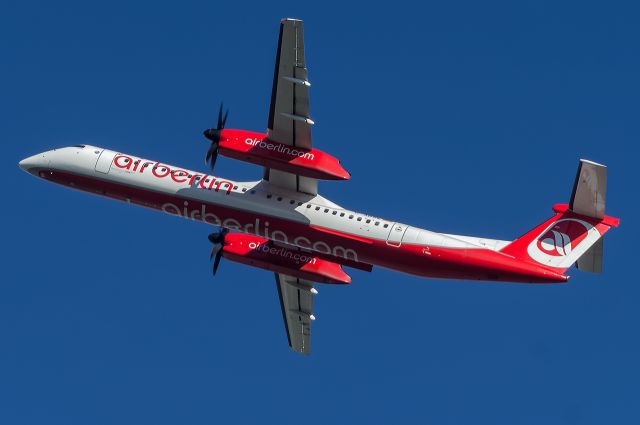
<box><xmin>527</xmin><ymin>218</ymin><xmax>600</xmax><ymax>268</ymax></box>
<box><xmin>538</xmin><ymin>229</ymin><xmax>578</xmax><ymax>257</ymax></box>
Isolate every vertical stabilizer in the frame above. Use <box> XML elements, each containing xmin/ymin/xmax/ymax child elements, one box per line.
<box><xmin>570</xmin><ymin>159</ymin><xmax>607</xmax><ymax>219</ymax></box>
<box><xmin>500</xmin><ymin>160</ymin><xmax>619</xmax><ymax>274</ymax></box>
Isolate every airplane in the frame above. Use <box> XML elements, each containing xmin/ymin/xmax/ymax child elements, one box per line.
<box><xmin>19</xmin><ymin>18</ymin><xmax>620</xmax><ymax>355</ymax></box>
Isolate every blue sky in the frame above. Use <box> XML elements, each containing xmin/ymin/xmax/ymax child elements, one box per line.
<box><xmin>1</xmin><ymin>0</ymin><xmax>638</xmax><ymax>423</ymax></box>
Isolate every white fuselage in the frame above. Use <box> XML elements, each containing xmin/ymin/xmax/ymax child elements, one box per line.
<box><xmin>23</xmin><ymin>145</ymin><xmax>565</xmax><ymax>283</ymax></box>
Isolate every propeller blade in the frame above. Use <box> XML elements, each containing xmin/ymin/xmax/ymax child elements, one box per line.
<box><xmin>217</xmin><ymin>103</ymin><xmax>224</xmax><ymax>129</ymax></box>
<box><xmin>205</xmin><ymin>143</ymin><xmax>218</xmax><ymax>167</ymax></box>
<box><xmin>212</xmin><ymin>249</ymin><xmax>223</xmax><ymax>275</ymax></box>
<box><xmin>209</xmin><ymin>244</ymin><xmax>218</xmax><ymax>261</ymax></box>
<box><xmin>221</xmin><ymin>108</ymin><xmax>229</xmax><ymax>128</ymax></box>
<box><xmin>202</xmin><ymin>103</ymin><xmax>228</xmax><ymax>171</ymax></box>
<box><xmin>208</xmin><ymin>228</ymin><xmax>228</xmax><ymax>276</ymax></box>
<box><xmin>208</xmin><ymin>150</ymin><xmax>218</xmax><ymax>170</ymax></box>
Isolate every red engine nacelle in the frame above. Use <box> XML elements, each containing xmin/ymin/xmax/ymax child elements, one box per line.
<box><xmin>217</xmin><ymin>129</ymin><xmax>350</xmax><ymax>181</ymax></box>
<box><xmin>221</xmin><ymin>233</ymin><xmax>351</xmax><ymax>285</ymax></box>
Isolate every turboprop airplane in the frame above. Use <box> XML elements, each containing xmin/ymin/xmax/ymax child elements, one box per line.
<box><xmin>19</xmin><ymin>19</ymin><xmax>619</xmax><ymax>354</ymax></box>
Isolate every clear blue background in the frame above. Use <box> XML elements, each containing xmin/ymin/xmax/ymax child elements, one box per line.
<box><xmin>1</xmin><ymin>1</ymin><xmax>637</xmax><ymax>423</ymax></box>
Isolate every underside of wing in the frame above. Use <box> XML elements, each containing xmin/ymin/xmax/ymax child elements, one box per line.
<box><xmin>274</xmin><ymin>272</ymin><xmax>315</xmax><ymax>355</ymax></box>
<box><xmin>265</xmin><ymin>18</ymin><xmax>317</xmax><ymax>195</ymax></box>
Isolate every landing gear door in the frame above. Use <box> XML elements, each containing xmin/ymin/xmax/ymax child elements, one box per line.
<box><xmin>386</xmin><ymin>223</ymin><xmax>407</xmax><ymax>247</ymax></box>
<box><xmin>95</xmin><ymin>149</ymin><xmax>118</xmax><ymax>174</ymax></box>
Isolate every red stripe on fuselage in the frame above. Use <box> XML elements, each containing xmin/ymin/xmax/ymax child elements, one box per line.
<box><xmin>40</xmin><ymin>169</ymin><xmax>567</xmax><ymax>283</ymax></box>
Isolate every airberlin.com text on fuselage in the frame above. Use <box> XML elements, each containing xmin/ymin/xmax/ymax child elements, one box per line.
<box><xmin>112</xmin><ymin>153</ymin><xmax>359</xmax><ymax>262</ymax></box>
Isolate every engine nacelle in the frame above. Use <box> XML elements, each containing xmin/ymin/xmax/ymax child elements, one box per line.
<box><xmin>217</xmin><ymin>129</ymin><xmax>350</xmax><ymax>181</ymax></box>
<box><xmin>221</xmin><ymin>233</ymin><xmax>351</xmax><ymax>285</ymax></box>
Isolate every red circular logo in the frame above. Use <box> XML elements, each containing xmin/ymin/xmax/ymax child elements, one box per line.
<box><xmin>537</xmin><ymin>220</ymin><xmax>590</xmax><ymax>257</ymax></box>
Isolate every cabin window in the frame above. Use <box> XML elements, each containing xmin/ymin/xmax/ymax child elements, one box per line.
<box><xmin>306</xmin><ymin>204</ymin><xmax>311</xmax><ymax>208</ymax></box>
<box><xmin>250</xmin><ymin>190</ymin><xmax>256</xmax><ymax>194</ymax></box>
<box><xmin>297</xmin><ymin>202</ymin><xmax>303</xmax><ymax>206</ymax></box>
<box><xmin>233</xmin><ymin>186</ymin><xmax>238</xmax><ymax>190</ymax></box>
<box><xmin>383</xmin><ymin>224</ymin><xmax>389</xmax><ymax>228</ymax></box>
<box><xmin>349</xmin><ymin>215</ymin><xmax>354</xmax><ymax>219</ymax></box>
<box><xmin>315</xmin><ymin>206</ymin><xmax>320</xmax><ymax>211</ymax></box>
<box><xmin>324</xmin><ymin>209</ymin><xmax>329</xmax><ymax>213</ymax></box>
<box><xmin>357</xmin><ymin>217</ymin><xmax>362</xmax><ymax>222</ymax></box>
<box><xmin>266</xmin><ymin>194</ymin><xmax>272</xmax><ymax>199</ymax></box>
<box><xmin>340</xmin><ymin>213</ymin><xmax>345</xmax><ymax>217</ymax></box>
<box><xmin>375</xmin><ymin>221</ymin><xmax>380</xmax><ymax>226</ymax></box>
<box><xmin>289</xmin><ymin>200</ymin><xmax>295</xmax><ymax>204</ymax></box>
<box><xmin>277</xmin><ymin>197</ymin><xmax>283</xmax><ymax>201</ymax></box>
<box><xmin>366</xmin><ymin>219</ymin><xmax>371</xmax><ymax>224</ymax></box>
<box><xmin>332</xmin><ymin>211</ymin><xmax>337</xmax><ymax>215</ymax></box>
<box><xmin>242</xmin><ymin>188</ymin><xmax>247</xmax><ymax>192</ymax></box>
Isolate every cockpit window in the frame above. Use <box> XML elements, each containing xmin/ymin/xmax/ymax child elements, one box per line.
<box><xmin>73</xmin><ymin>144</ymin><xmax>86</xmax><ymax>148</ymax></box>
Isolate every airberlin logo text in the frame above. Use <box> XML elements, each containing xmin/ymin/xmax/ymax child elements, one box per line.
<box><xmin>113</xmin><ymin>155</ymin><xmax>233</xmax><ymax>193</ymax></box>
<box><xmin>248</xmin><ymin>241</ymin><xmax>317</xmax><ymax>265</ymax></box>
<box><xmin>527</xmin><ymin>218</ymin><xmax>600</xmax><ymax>269</ymax></box>
<box><xmin>245</xmin><ymin>138</ymin><xmax>314</xmax><ymax>160</ymax></box>
<box><xmin>161</xmin><ymin>201</ymin><xmax>358</xmax><ymax>262</ymax></box>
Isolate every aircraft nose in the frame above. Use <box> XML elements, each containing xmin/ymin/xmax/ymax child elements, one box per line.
<box><xmin>18</xmin><ymin>157</ymin><xmax>30</xmax><ymax>171</ymax></box>
<box><xmin>18</xmin><ymin>153</ymin><xmax>47</xmax><ymax>175</ymax></box>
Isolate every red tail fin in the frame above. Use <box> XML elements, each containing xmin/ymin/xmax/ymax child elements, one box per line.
<box><xmin>502</xmin><ymin>159</ymin><xmax>619</xmax><ymax>273</ymax></box>
<box><xmin>501</xmin><ymin>204</ymin><xmax>618</xmax><ymax>273</ymax></box>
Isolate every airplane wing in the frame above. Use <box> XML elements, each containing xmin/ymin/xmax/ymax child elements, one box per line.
<box><xmin>274</xmin><ymin>273</ymin><xmax>316</xmax><ymax>355</ymax></box>
<box><xmin>265</xmin><ymin>18</ymin><xmax>318</xmax><ymax>196</ymax></box>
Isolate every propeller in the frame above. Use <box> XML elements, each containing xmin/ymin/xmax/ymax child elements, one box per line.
<box><xmin>203</xmin><ymin>103</ymin><xmax>229</xmax><ymax>170</ymax></box>
<box><xmin>208</xmin><ymin>228</ymin><xmax>229</xmax><ymax>276</ymax></box>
